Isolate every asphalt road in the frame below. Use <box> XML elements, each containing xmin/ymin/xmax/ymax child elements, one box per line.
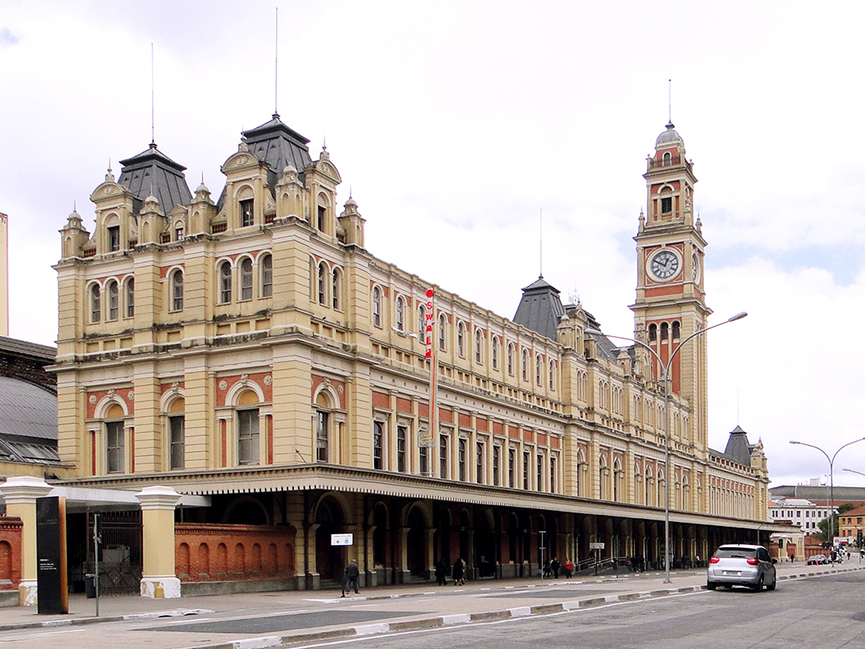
<box><xmin>308</xmin><ymin>573</ymin><xmax>865</xmax><ymax>649</ymax></box>
<box><xmin>2</xmin><ymin>568</ymin><xmax>862</xmax><ymax>649</ymax></box>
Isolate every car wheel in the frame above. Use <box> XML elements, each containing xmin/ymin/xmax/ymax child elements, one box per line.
<box><xmin>751</xmin><ymin>575</ymin><xmax>764</xmax><ymax>592</ymax></box>
<box><xmin>766</xmin><ymin>576</ymin><xmax>776</xmax><ymax>591</ymax></box>
<box><xmin>706</xmin><ymin>581</ymin><xmax>717</xmax><ymax>590</ymax></box>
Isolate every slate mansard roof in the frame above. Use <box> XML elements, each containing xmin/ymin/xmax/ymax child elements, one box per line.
<box><xmin>118</xmin><ymin>143</ymin><xmax>193</xmax><ymax>215</ymax></box>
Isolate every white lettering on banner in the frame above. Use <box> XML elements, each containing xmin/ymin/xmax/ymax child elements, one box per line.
<box><xmin>424</xmin><ymin>288</ymin><xmax>434</xmax><ymax>358</ymax></box>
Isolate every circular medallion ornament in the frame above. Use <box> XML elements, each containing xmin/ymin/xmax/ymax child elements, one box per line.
<box><xmin>264</xmin><ymin>375</ymin><xmax>272</xmax><ymax>386</ymax></box>
<box><xmin>128</xmin><ymin>391</ymin><xmax>134</xmax><ymax>401</ymax></box>
<box><xmin>650</xmin><ymin>249</ymin><xmax>680</xmax><ymax>281</ymax></box>
<box><xmin>89</xmin><ymin>395</ymin><xmax>97</xmax><ymax>405</ymax></box>
<box><xmin>219</xmin><ymin>380</ymin><xmax>228</xmax><ymax>391</ymax></box>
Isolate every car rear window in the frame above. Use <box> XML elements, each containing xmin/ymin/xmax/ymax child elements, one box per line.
<box><xmin>714</xmin><ymin>547</ymin><xmax>757</xmax><ymax>559</ymax></box>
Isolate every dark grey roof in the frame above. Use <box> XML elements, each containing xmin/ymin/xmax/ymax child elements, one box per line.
<box><xmin>118</xmin><ymin>143</ymin><xmax>192</xmax><ymax>215</ymax></box>
<box><xmin>709</xmin><ymin>425</ymin><xmax>753</xmax><ymax>467</ymax></box>
<box><xmin>0</xmin><ymin>376</ymin><xmax>57</xmax><ymax>441</ymax></box>
<box><xmin>242</xmin><ymin>113</ymin><xmax>312</xmax><ymax>178</ymax></box>
<box><xmin>216</xmin><ymin>114</ymin><xmax>313</xmax><ymax>211</ymax></box>
<box><xmin>0</xmin><ymin>336</ymin><xmax>55</xmax><ymax>362</ymax></box>
<box><xmin>655</xmin><ymin>122</ymin><xmax>684</xmax><ymax>148</ymax></box>
<box><xmin>512</xmin><ymin>276</ymin><xmax>565</xmax><ymax>341</ymax></box>
<box><xmin>0</xmin><ymin>435</ymin><xmax>60</xmax><ymax>466</ymax></box>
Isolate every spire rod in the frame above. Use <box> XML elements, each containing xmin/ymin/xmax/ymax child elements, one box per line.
<box><xmin>539</xmin><ymin>208</ymin><xmax>543</xmax><ymax>278</ymax></box>
<box><xmin>274</xmin><ymin>7</ymin><xmax>279</xmax><ymax>116</ymax></box>
<box><xmin>151</xmin><ymin>43</ymin><xmax>156</xmax><ymax>145</ymax></box>
<box><xmin>668</xmin><ymin>78</ymin><xmax>672</xmax><ymax>124</ymax></box>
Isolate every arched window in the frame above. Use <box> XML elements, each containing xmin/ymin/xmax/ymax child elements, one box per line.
<box><xmin>317</xmin><ymin>262</ymin><xmax>328</xmax><ymax>305</ymax></box>
<box><xmin>672</xmin><ymin>320</ymin><xmax>681</xmax><ymax>340</ymax></box>
<box><xmin>522</xmin><ymin>349</ymin><xmax>528</xmax><ymax>381</ymax></box>
<box><xmin>507</xmin><ymin>342</ymin><xmax>514</xmax><ymax>375</ymax></box>
<box><xmin>219</xmin><ymin>261</ymin><xmax>232</xmax><ymax>303</ymax></box>
<box><xmin>418</xmin><ymin>304</ymin><xmax>426</xmax><ymax>337</ymax></box>
<box><xmin>661</xmin><ymin>322</ymin><xmax>669</xmax><ymax>341</ymax></box>
<box><xmin>649</xmin><ymin>323</ymin><xmax>657</xmax><ymax>342</ymax></box>
<box><xmin>491</xmin><ymin>336</ymin><xmax>499</xmax><ymax>370</ymax></box>
<box><xmin>474</xmin><ymin>328</ymin><xmax>483</xmax><ymax>364</ymax></box>
<box><xmin>106</xmin><ymin>280</ymin><xmax>118</xmax><ymax>321</ymax></box>
<box><xmin>125</xmin><ymin>278</ymin><xmax>135</xmax><ymax>318</ymax></box>
<box><xmin>332</xmin><ymin>267</ymin><xmax>342</xmax><ymax>310</ymax></box>
<box><xmin>549</xmin><ymin>360</ymin><xmax>556</xmax><ymax>390</ymax></box>
<box><xmin>396</xmin><ymin>296</ymin><xmax>405</xmax><ymax>331</ymax></box>
<box><xmin>372</xmin><ymin>287</ymin><xmax>382</xmax><ymax>327</ymax></box>
<box><xmin>89</xmin><ymin>284</ymin><xmax>101</xmax><ymax>323</ymax></box>
<box><xmin>535</xmin><ymin>354</ymin><xmax>542</xmax><ymax>385</ymax></box>
<box><xmin>261</xmin><ymin>254</ymin><xmax>272</xmax><ymax>298</ymax></box>
<box><xmin>171</xmin><ymin>270</ymin><xmax>184</xmax><ymax>311</ymax></box>
<box><xmin>663</xmin><ymin>151</ymin><xmax>672</xmax><ymax>166</ymax></box>
<box><xmin>457</xmin><ymin>322</ymin><xmax>465</xmax><ymax>357</ymax></box>
<box><xmin>240</xmin><ymin>258</ymin><xmax>253</xmax><ymax>301</ymax></box>
<box><xmin>239</xmin><ymin>196</ymin><xmax>254</xmax><ymax>227</ymax></box>
<box><xmin>438</xmin><ymin>314</ymin><xmax>447</xmax><ymax>350</ymax></box>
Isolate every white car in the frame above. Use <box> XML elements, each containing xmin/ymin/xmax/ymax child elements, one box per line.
<box><xmin>707</xmin><ymin>544</ymin><xmax>777</xmax><ymax>591</ymax></box>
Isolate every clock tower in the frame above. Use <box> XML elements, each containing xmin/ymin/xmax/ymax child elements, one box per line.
<box><xmin>631</xmin><ymin>122</ymin><xmax>712</xmax><ymax>454</ymax></box>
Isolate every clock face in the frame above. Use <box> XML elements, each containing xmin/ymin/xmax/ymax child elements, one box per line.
<box><xmin>650</xmin><ymin>250</ymin><xmax>680</xmax><ymax>280</ymax></box>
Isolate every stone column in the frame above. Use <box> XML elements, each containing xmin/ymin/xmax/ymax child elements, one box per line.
<box><xmin>135</xmin><ymin>486</ymin><xmax>182</xmax><ymax>598</ymax></box>
<box><xmin>0</xmin><ymin>476</ymin><xmax>53</xmax><ymax>606</ymax></box>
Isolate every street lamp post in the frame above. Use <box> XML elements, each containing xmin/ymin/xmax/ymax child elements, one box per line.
<box><xmin>789</xmin><ymin>438</ymin><xmax>865</xmax><ymax>556</ymax></box>
<box><xmin>587</xmin><ymin>311</ymin><xmax>747</xmax><ymax>584</ymax></box>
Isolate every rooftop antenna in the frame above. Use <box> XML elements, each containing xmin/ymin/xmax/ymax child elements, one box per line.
<box><xmin>151</xmin><ymin>43</ymin><xmax>156</xmax><ymax>145</ymax></box>
<box><xmin>274</xmin><ymin>7</ymin><xmax>279</xmax><ymax>116</ymax></box>
<box><xmin>539</xmin><ymin>208</ymin><xmax>543</xmax><ymax>278</ymax></box>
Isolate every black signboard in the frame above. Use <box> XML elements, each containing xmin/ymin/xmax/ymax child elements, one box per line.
<box><xmin>36</xmin><ymin>496</ymin><xmax>68</xmax><ymax>615</ymax></box>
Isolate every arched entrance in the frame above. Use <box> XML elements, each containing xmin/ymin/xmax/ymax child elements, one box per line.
<box><xmin>406</xmin><ymin>507</ymin><xmax>426</xmax><ymax>578</ymax></box>
<box><xmin>474</xmin><ymin>509</ymin><xmax>496</xmax><ymax>577</ymax></box>
<box><xmin>314</xmin><ymin>500</ymin><xmax>344</xmax><ymax>581</ymax></box>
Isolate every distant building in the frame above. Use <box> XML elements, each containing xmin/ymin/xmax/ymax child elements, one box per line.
<box><xmin>768</xmin><ymin>497</ymin><xmax>831</xmax><ymax>534</ymax></box>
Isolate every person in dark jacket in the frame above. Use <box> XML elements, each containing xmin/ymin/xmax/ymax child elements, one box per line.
<box><xmin>342</xmin><ymin>559</ymin><xmax>360</xmax><ymax>596</ymax></box>
<box><xmin>551</xmin><ymin>558</ymin><xmax>560</xmax><ymax>578</ymax></box>
<box><xmin>452</xmin><ymin>557</ymin><xmax>465</xmax><ymax>585</ymax></box>
<box><xmin>435</xmin><ymin>557</ymin><xmax>448</xmax><ymax>586</ymax></box>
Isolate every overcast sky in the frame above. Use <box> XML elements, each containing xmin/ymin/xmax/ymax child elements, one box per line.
<box><xmin>2</xmin><ymin>1</ymin><xmax>864</xmax><ymax>489</ymax></box>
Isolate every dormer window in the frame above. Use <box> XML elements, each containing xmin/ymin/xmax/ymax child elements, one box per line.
<box><xmin>108</xmin><ymin>226</ymin><xmax>120</xmax><ymax>252</ymax></box>
<box><xmin>662</xmin><ymin>151</ymin><xmax>672</xmax><ymax>166</ymax></box>
<box><xmin>317</xmin><ymin>205</ymin><xmax>326</xmax><ymax>232</ymax></box>
<box><xmin>240</xmin><ymin>199</ymin><xmax>254</xmax><ymax>227</ymax></box>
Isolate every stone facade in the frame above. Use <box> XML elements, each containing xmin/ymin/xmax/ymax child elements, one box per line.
<box><xmin>46</xmin><ymin>115</ymin><xmax>771</xmax><ymax>591</ymax></box>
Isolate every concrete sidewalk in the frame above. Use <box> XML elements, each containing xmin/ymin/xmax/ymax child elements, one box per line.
<box><xmin>1</xmin><ymin>562</ymin><xmax>862</xmax><ymax>649</ymax></box>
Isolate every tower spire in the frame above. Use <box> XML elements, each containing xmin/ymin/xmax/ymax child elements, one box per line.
<box><xmin>668</xmin><ymin>78</ymin><xmax>672</xmax><ymax>124</ymax></box>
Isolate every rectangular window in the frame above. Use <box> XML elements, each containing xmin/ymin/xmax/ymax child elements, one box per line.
<box><xmin>493</xmin><ymin>445</ymin><xmax>501</xmax><ymax>486</ymax></box>
<box><xmin>550</xmin><ymin>456</ymin><xmax>557</xmax><ymax>493</ymax></box>
<box><xmin>108</xmin><ymin>225</ymin><xmax>120</xmax><ymax>252</ymax></box>
<box><xmin>169</xmin><ymin>415</ymin><xmax>185</xmax><ymax>470</ymax></box>
<box><xmin>523</xmin><ymin>451</ymin><xmax>530</xmax><ymax>490</ymax></box>
<box><xmin>476</xmin><ymin>441</ymin><xmax>485</xmax><ymax>484</ymax></box>
<box><xmin>419</xmin><ymin>445</ymin><xmax>429</xmax><ymax>476</ymax></box>
<box><xmin>439</xmin><ymin>434</ymin><xmax>448</xmax><ymax>479</ymax></box>
<box><xmin>373</xmin><ymin>421</ymin><xmax>383</xmax><ymax>470</ymax></box>
<box><xmin>106</xmin><ymin>421</ymin><xmax>124</xmax><ymax>473</ymax></box>
<box><xmin>537</xmin><ymin>454</ymin><xmax>544</xmax><ymax>491</ymax></box>
<box><xmin>240</xmin><ymin>199</ymin><xmax>254</xmax><ymax>227</ymax></box>
<box><xmin>316</xmin><ymin>411</ymin><xmax>329</xmax><ymax>462</ymax></box>
<box><xmin>126</xmin><ymin>279</ymin><xmax>135</xmax><ymax>318</ymax></box>
<box><xmin>262</xmin><ymin>256</ymin><xmax>273</xmax><ymax>297</ymax></box>
<box><xmin>508</xmin><ymin>448</ymin><xmax>516</xmax><ymax>488</ymax></box>
<box><xmin>661</xmin><ymin>196</ymin><xmax>672</xmax><ymax>214</ymax></box>
<box><xmin>397</xmin><ymin>425</ymin><xmax>407</xmax><ymax>473</ymax></box>
<box><xmin>238</xmin><ymin>409</ymin><xmax>260</xmax><ymax>465</ymax></box>
<box><xmin>458</xmin><ymin>438</ymin><xmax>467</xmax><ymax>481</ymax></box>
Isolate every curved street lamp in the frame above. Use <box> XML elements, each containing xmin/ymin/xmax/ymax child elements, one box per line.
<box><xmin>587</xmin><ymin>311</ymin><xmax>747</xmax><ymax>583</ymax></box>
<box><xmin>789</xmin><ymin>438</ymin><xmax>865</xmax><ymax>555</ymax></box>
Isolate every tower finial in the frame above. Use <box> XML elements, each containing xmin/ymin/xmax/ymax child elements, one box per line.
<box><xmin>274</xmin><ymin>7</ymin><xmax>279</xmax><ymax>116</ymax></box>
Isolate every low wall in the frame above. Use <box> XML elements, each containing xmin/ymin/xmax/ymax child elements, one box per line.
<box><xmin>0</xmin><ymin>517</ymin><xmax>22</xmax><ymax>591</ymax></box>
<box><xmin>175</xmin><ymin>523</ymin><xmax>296</xmax><ymax>583</ymax></box>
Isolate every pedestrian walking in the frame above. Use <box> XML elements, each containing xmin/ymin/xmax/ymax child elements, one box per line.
<box><xmin>551</xmin><ymin>558</ymin><xmax>560</xmax><ymax>579</ymax></box>
<box><xmin>563</xmin><ymin>558</ymin><xmax>574</xmax><ymax>579</ymax></box>
<box><xmin>452</xmin><ymin>557</ymin><xmax>465</xmax><ymax>586</ymax></box>
<box><xmin>342</xmin><ymin>558</ymin><xmax>360</xmax><ymax>597</ymax></box>
<box><xmin>435</xmin><ymin>557</ymin><xmax>448</xmax><ymax>586</ymax></box>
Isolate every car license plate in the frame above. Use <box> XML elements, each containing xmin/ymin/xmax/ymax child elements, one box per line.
<box><xmin>723</xmin><ymin>571</ymin><xmax>740</xmax><ymax>575</ymax></box>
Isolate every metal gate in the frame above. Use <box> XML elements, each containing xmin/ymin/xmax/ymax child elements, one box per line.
<box><xmin>88</xmin><ymin>510</ymin><xmax>142</xmax><ymax>595</ymax></box>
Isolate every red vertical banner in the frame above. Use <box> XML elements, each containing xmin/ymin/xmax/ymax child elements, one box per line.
<box><xmin>424</xmin><ymin>289</ymin><xmax>437</xmax><ymax>449</ymax></box>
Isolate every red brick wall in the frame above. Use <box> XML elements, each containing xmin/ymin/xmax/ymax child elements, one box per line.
<box><xmin>175</xmin><ymin>523</ymin><xmax>296</xmax><ymax>582</ymax></box>
<box><xmin>0</xmin><ymin>517</ymin><xmax>23</xmax><ymax>590</ymax></box>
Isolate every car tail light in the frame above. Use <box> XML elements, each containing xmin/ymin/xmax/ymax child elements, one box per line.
<box><xmin>709</xmin><ymin>557</ymin><xmax>720</xmax><ymax>564</ymax></box>
<box><xmin>747</xmin><ymin>558</ymin><xmax>759</xmax><ymax>566</ymax></box>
